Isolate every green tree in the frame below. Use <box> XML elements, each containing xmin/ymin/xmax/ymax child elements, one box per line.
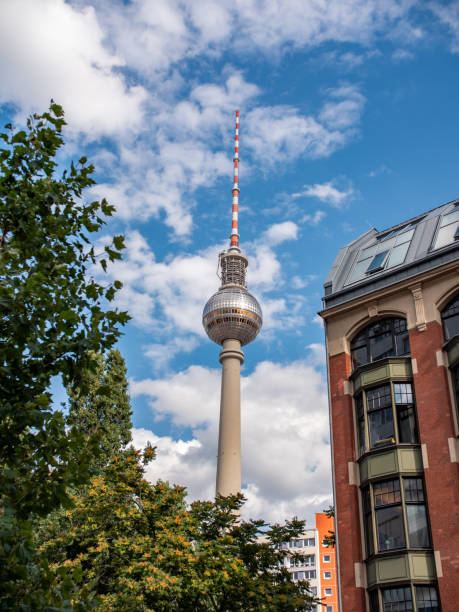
<box><xmin>0</xmin><ymin>103</ymin><xmax>129</xmax><ymax>608</ymax></box>
<box><xmin>40</xmin><ymin>448</ymin><xmax>320</xmax><ymax>611</ymax></box>
<box><xmin>68</xmin><ymin>349</ymin><xmax>133</xmax><ymax>470</ymax></box>
<box><xmin>321</xmin><ymin>505</ymin><xmax>336</xmax><ymax>548</ymax></box>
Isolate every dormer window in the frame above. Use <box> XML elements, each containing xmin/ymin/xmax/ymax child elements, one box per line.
<box><xmin>345</xmin><ymin>229</ymin><xmax>414</xmax><ymax>285</ymax></box>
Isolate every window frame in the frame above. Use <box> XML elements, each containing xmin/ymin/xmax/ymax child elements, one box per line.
<box><xmin>351</xmin><ymin>318</ymin><xmax>410</xmax><ymax>370</ymax></box>
<box><xmin>354</xmin><ymin>380</ymin><xmax>419</xmax><ymax>455</ymax></box>
<box><xmin>441</xmin><ymin>294</ymin><xmax>459</xmax><ymax>341</ymax></box>
<box><xmin>368</xmin><ymin>584</ymin><xmax>440</xmax><ymax>612</ymax></box>
<box><xmin>361</xmin><ymin>476</ymin><xmax>432</xmax><ymax>558</ymax></box>
<box><xmin>323</xmin><ymin>571</ymin><xmax>332</xmax><ymax>579</ymax></box>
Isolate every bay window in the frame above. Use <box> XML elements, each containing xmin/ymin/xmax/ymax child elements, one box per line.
<box><xmin>355</xmin><ymin>382</ymin><xmax>419</xmax><ymax>454</ymax></box>
<box><xmin>362</xmin><ymin>477</ymin><xmax>431</xmax><ymax>556</ymax></box>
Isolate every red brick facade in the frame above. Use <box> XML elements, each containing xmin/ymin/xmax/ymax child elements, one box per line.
<box><xmin>329</xmin><ymin>351</ymin><xmax>366</xmax><ymax>612</ymax></box>
<box><xmin>328</xmin><ymin>319</ymin><xmax>459</xmax><ymax>612</ymax></box>
<box><xmin>409</xmin><ymin>321</ymin><xmax>459</xmax><ymax>609</ymax></box>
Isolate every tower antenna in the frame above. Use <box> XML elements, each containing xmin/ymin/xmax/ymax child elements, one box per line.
<box><xmin>230</xmin><ymin>110</ymin><xmax>240</xmax><ymax>248</ymax></box>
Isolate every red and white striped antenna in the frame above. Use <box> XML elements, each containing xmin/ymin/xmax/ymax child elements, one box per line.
<box><xmin>230</xmin><ymin>110</ymin><xmax>240</xmax><ymax>248</ymax></box>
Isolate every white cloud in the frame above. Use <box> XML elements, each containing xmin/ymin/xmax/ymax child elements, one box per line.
<box><xmin>428</xmin><ymin>2</ymin><xmax>459</xmax><ymax>53</ymax></box>
<box><xmin>263</xmin><ymin>221</ymin><xmax>299</xmax><ymax>246</ymax></box>
<box><xmin>301</xmin><ymin>210</ymin><xmax>327</xmax><ymax>226</ymax></box>
<box><xmin>131</xmin><ymin>359</ymin><xmax>332</xmax><ymax>524</ymax></box>
<box><xmin>0</xmin><ymin>0</ymin><xmax>147</xmax><ymax>136</ymax></box>
<box><xmin>319</xmin><ymin>84</ymin><xmax>366</xmax><ymax>131</ymax></box>
<box><xmin>296</xmin><ymin>178</ymin><xmax>355</xmax><ymax>208</ymax></box>
<box><xmin>143</xmin><ymin>336</ymin><xmax>200</xmax><ymax>373</ymax></box>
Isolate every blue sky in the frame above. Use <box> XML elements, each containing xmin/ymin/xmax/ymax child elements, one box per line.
<box><xmin>2</xmin><ymin>0</ymin><xmax>459</xmax><ymax>524</ymax></box>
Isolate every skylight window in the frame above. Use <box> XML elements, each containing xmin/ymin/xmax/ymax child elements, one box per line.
<box><xmin>345</xmin><ymin>227</ymin><xmax>415</xmax><ymax>286</ymax></box>
<box><xmin>433</xmin><ymin>207</ymin><xmax>459</xmax><ymax>250</ymax></box>
<box><xmin>366</xmin><ymin>251</ymin><xmax>389</xmax><ymax>273</ymax></box>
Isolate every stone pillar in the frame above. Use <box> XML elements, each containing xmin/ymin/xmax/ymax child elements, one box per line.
<box><xmin>216</xmin><ymin>338</ymin><xmax>244</xmax><ymax>497</ymax></box>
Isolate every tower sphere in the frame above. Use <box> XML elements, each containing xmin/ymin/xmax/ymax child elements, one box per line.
<box><xmin>203</xmin><ymin>286</ymin><xmax>262</xmax><ymax>346</ymax></box>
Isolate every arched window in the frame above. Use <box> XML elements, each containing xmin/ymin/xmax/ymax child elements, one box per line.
<box><xmin>441</xmin><ymin>294</ymin><xmax>459</xmax><ymax>341</ymax></box>
<box><xmin>351</xmin><ymin>317</ymin><xmax>410</xmax><ymax>370</ymax></box>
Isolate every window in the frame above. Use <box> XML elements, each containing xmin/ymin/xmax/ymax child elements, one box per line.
<box><xmin>382</xmin><ymin>586</ymin><xmax>413</xmax><ymax>611</ymax></box>
<box><xmin>450</xmin><ymin>363</ymin><xmax>459</xmax><ymax>423</ymax></box>
<box><xmin>290</xmin><ymin>555</ymin><xmax>315</xmax><ymax>568</ymax></box>
<box><xmin>304</xmin><ymin>570</ymin><xmax>316</xmax><ymax>580</ymax></box>
<box><xmin>309</xmin><ymin>586</ymin><xmax>317</xmax><ymax>596</ymax></box>
<box><xmin>304</xmin><ymin>537</ymin><xmax>315</xmax><ymax>547</ymax></box>
<box><xmin>374</xmin><ymin>479</ymin><xmax>406</xmax><ymax>551</ymax></box>
<box><xmin>415</xmin><ymin>585</ymin><xmax>439</xmax><ymax>611</ymax></box>
<box><xmin>324</xmin><ymin>571</ymin><xmax>332</xmax><ymax>579</ymax></box>
<box><xmin>325</xmin><ymin>588</ymin><xmax>333</xmax><ymax>596</ymax></box>
<box><xmin>345</xmin><ymin>227</ymin><xmax>415</xmax><ymax>285</ymax></box>
<box><xmin>433</xmin><ymin>206</ymin><xmax>459</xmax><ymax>250</ymax></box>
<box><xmin>362</xmin><ymin>477</ymin><xmax>431</xmax><ymax>556</ymax></box>
<box><xmin>355</xmin><ymin>381</ymin><xmax>419</xmax><ymax>454</ymax></box>
<box><xmin>369</xmin><ymin>590</ymin><xmax>380</xmax><ymax>612</ymax></box>
<box><xmin>370</xmin><ymin>585</ymin><xmax>439</xmax><ymax>612</ymax></box>
<box><xmin>326</xmin><ymin>607</ymin><xmax>333</xmax><ymax>612</ymax></box>
<box><xmin>351</xmin><ymin>318</ymin><xmax>410</xmax><ymax>369</ymax></box>
<box><xmin>441</xmin><ymin>294</ymin><xmax>459</xmax><ymax>341</ymax></box>
<box><xmin>323</xmin><ymin>554</ymin><xmax>331</xmax><ymax>562</ymax></box>
<box><xmin>367</xmin><ymin>250</ymin><xmax>389</xmax><ymax>273</ymax></box>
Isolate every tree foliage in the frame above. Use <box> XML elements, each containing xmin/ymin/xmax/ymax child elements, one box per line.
<box><xmin>0</xmin><ymin>103</ymin><xmax>128</xmax><ymax>608</ymax></box>
<box><xmin>322</xmin><ymin>505</ymin><xmax>336</xmax><ymax>548</ymax></box>
<box><xmin>68</xmin><ymin>349</ymin><xmax>132</xmax><ymax>470</ymax></box>
<box><xmin>40</xmin><ymin>448</ymin><xmax>319</xmax><ymax>611</ymax></box>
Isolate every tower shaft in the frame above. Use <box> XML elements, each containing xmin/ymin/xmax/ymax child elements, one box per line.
<box><xmin>216</xmin><ymin>339</ymin><xmax>244</xmax><ymax>496</ymax></box>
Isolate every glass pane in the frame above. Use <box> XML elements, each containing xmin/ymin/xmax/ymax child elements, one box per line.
<box><xmin>387</xmin><ymin>242</ymin><xmax>409</xmax><ymax>268</ymax></box>
<box><xmin>376</xmin><ymin>506</ymin><xmax>406</xmax><ymax>550</ymax></box>
<box><xmin>397</xmin><ymin>405</ymin><xmax>418</xmax><ymax>443</ymax></box>
<box><xmin>393</xmin><ymin>318</ymin><xmax>407</xmax><ymax>334</ymax></box>
<box><xmin>369</xmin><ymin>590</ymin><xmax>380</xmax><ymax>612</ymax></box>
<box><xmin>406</xmin><ymin>504</ymin><xmax>430</xmax><ymax>548</ymax></box>
<box><xmin>369</xmin><ymin>320</ymin><xmax>392</xmax><ymax>337</ymax></box>
<box><xmin>367</xmin><ymin>250</ymin><xmax>389</xmax><ymax>272</ymax></box>
<box><xmin>443</xmin><ymin>313</ymin><xmax>459</xmax><ymax>340</ymax></box>
<box><xmin>442</xmin><ymin>294</ymin><xmax>459</xmax><ymax>318</ymax></box>
<box><xmin>352</xmin><ymin>345</ymin><xmax>367</xmax><ymax>369</ymax></box>
<box><xmin>395</xmin><ymin>331</ymin><xmax>410</xmax><ymax>356</ymax></box>
<box><xmin>358</xmin><ymin>417</ymin><xmax>366</xmax><ymax>455</ymax></box>
<box><xmin>358</xmin><ymin>245</ymin><xmax>377</xmax><ymax>261</ymax></box>
<box><xmin>346</xmin><ymin>258</ymin><xmax>372</xmax><ymax>284</ymax></box>
<box><xmin>394</xmin><ymin>383</ymin><xmax>413</xmax><ymax>404</ymax></box>
<box><xmin>434</xmin><ymin>222</ymin><xmax>458</xmax><ymax>249</ymax></box>
<box><xmin>403</xmin><ymin>478</ymin><xmax>424</xmax><ymax>503</ymax></box>
<box><xmin>367</xmin><ymin>384</ymin><xmax>392</xmax><ymax>411</ymax></box>
<box><xmin>382</xmin><ymin>586</ymin><xmax>413</xmax><ymax>611</ymax></box>
<box><xmin>374</xmin><ymin>479</ymin><xmax>401</xmax><ymax>506</ymax></box>
<box><xmin>415</xmin><ymin>585</ymin><xmax>439</xmax><ymax>612</ymax></box>
<box><xmin>440</xmin><ymin>208</ymin><xmax>459</xmax><ymax>227</ymax></box>
<box><xmin>369</xmin><ymin>408</ymin><xmax>395</xmax><ymax>447</ymax></box>
<box><xmin>395</xmin><ymin>228</ymin><xmax>414</xmax><ymax>245</ymax></box>
<box><xmin>370</xmin><ymin>331</ymin><xmax>394</xmax><ymax>361</ymax></box>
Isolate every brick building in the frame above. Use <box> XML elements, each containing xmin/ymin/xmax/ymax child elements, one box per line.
<box><xmin>320</xmin><ymin>200</ymin><xmax>459</xmax><ymax>611</ymax></box>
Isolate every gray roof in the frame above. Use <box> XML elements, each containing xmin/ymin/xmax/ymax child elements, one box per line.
<box><xmin>322</xmin><ymin>198</ymin><xmax>459</xmax><ymax>310</ymax></box>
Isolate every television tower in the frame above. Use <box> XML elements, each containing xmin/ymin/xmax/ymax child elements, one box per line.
<box><xmin>203</xmin><ymin>111</ymin><xmax>263</xmax><ymax>497</ymax></box>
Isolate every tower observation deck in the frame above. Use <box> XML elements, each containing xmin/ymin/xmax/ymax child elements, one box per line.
<box><xmin>202</xmin><ymin>111</ymin><xmax>262</xmax><ymax>497</ymax></box>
